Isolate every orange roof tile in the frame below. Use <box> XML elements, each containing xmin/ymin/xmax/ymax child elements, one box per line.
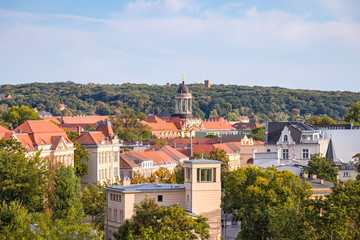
<box><xmin>201</xmin><ymin>119</ymin><xmax>234</xmax><ymax>130</ymax></box>
<box><xmin>213</xmin><ymin>143</ymin><xmax>236</xmax><ymax>153</ymax></box>
<box><xmin>145</xmin><ymin>122</ymin><xmax>181</xmax><ymax>131</ymax></box>
<box><xmin>77</xmin><ymin>131</ymin><xmax>111</xmax><ymax>145</ymax></box>
<box><xmin>15</xmin><ymin>120</ymin><xmax>64</xmax><ymax>133</ymax></box>
<box><xmin>0</xmin><ymin>125</ymin><xmax>11</xmax><ymax>133</ymax></box>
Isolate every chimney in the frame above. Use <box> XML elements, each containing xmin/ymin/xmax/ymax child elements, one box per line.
<box><xmin>302</xmin><ymin>173</ymin><xmax>308</xmax><ymax>178</ymax></box>
<box><xmin>155</xmin><ymin>176</ymin><xmax>159</xmax><ymax>185</ymax></box>
<box><xmin>311</xmin><ymin>174</ymin><xmax>317</xmax><ymax>179</ymax></box>
<box><xmin>320</xmin><ymin>179</ymin><xmax>324</xmax><ymax>184</ymax></box>
<box><xmin>123</xmin><ymin>177</ymin><xmax>131</xmax><ymax>186</ymax></box>
<box><xmin>77</xmin><ymin>126</ymin><xmax>81</xmax><ymax>136</ymax></box>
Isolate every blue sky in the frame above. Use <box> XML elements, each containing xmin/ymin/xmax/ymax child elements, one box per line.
<box><xmin>0</xmin><ymin>0</ymin><xmax>359</xmax><ymax>91</ymax></box>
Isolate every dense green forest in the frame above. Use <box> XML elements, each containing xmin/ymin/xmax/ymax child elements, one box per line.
<box><xmin>0</xmin><ymin>82</ymin><xmax>359</xmax><ymax>122</ymax></box>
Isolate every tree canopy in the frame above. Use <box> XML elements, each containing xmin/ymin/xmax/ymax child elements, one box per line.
<box><xmin>307</xmin><ymin>154</ymin><xmax>338</xmax><ymax>182</ymax></box>
<box><xmin>0</xmin><ymin>138</ymin><xmax>49</xmax><ymax>212</ymax></box>
<box><xmin>222</xmin><ymin>166</ymin><xmax>312</xmax><ymax>239</ymax></box>
<box><xmin>113</xmin><ymin>198</ymin><xmax>209</xmax><ymax>240</ymax></box>
<box><xmin>1</xmin><ymin>105</ymin><xmax>41</xmax><ymax>128</ymax></box>
<box><xmin>344</xmin><ymin>101</ymin><xmax>360</xmax><ymax>124</ymax></box>
<box><xmin>1</xmin><ymin>82</ymin><xmax>359</xmax><ymax>123</ymax></box>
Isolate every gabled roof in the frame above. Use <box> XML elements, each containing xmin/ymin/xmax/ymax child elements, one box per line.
<box><xmin>15</xmin><ymin>120</ymin><xmax>64</xmax><ymax>133</ymax></box>
<box><xmin>145</xmin><ymin>122</ymin><xmax>181</xmax><ymax>131</ymax></box>
<box><xmin>121</xmin><ymin>146</ymin><xmax>185</xmax><ymax>167</ymax></box>
<box><xmin>325</xmin><ymin>138</ymin><xmax>337</xmax><ymax>161</ymax></box>
<box><xmin>212</xmin><ymin>143</ymin><xmax>236</xmax><ymax>153</ymax></box>
<box><xmin>12</xmin><ymin>133</ymin><xmax>37</xmax><ymax>151</ymax></box>
<box><xmin>96</xmin><ymin>121</ymin><xmax>114</xmax><ymax>138</ymax></box>
<box><xmin>201</xmin><ymin>119</ymin><xmax>234</xmax><ymax>130</ymax></box>
<box><xmin>266</xmin><ymin>121</ymin><xmax>318</xmax><ymax>144</ymax></box>
<box><xmin>77</xmin><ymin>131</ymin><xmax>111</xmax><ymax>145</ymax></box>
<box><xmin>0</xmin><ymin>125</ymin><xmax>11</xmax><ymax>133</ymax></box>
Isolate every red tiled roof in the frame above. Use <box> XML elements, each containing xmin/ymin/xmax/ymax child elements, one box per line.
<box><xmin>212</xmin><ymin>143</ymin><xmax>236</xmax><ymax>153</ymax></box>
<box><xmin>201</xmin><ymin>119</ymin><xmax>234</xmax><ymax>130</ymax></box>
<box><xmin>15</xmin><ymin>120</ymin><xmax>64</xmax><ymax>133</ymax></box>
<box><xmin>13</xmin><ymin>133</ymin><xmax>37</xmax><ymax>151</ymax></box>
<box><xmin>192</xmin><ymin>144</ymin><xmax>215</xmax><ymax>154</ymax></box>
<box><xmin>122</xmin><ymin>146</ymin><xmax>185</xmax><ymax>167</ymax></box>
<box><xmin>43</xmin><ymin>116</ymin><xmax>109</xmax><ymax>124</ymax></box>
<box><xmin>145</xmin><ymin>122</ymin><xmax>181</xmax><ymax>131</ymax></box>
<box><xmin>77</xmin><ymin>131</ymin><xmax>111</xmax><ymax>145</ymax></box>
<box><xmin>96</xmin><ymin>123</ymin><xmax>114</xmax><ymax>138</ymax></box>
<box><xmin>0</xmin><ymin>125</ymin><xmax>11</xmax><ymax>133</ymax></box>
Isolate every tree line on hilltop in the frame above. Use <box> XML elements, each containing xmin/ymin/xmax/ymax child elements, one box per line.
<box><xmin>1</xmin><ymin>82</ymin><xmax>360</xmax><ymax>122</ymax></box>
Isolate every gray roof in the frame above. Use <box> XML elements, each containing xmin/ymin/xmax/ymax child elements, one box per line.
<box><xmin>105</xmin><ymin>183</ymin><xmax>185</xmax><ymax>192</ymax></box>
<box><xmin>301</xmin><ymin>178</ymin><xmax>334</xmax><ymax>189</ymax></box>
<box><xmin>266</xmin><ymin>121</ymin><xmax>319</xmax><ymax>144</ymax></box>
<box><xmin>325</xmin><ymin>138</ymin><xmax>337</xmax><ymax>161</ymax></box>
<box><xmin>185</xmin><ymin>158</ymin><xmax>222</xmax><ymax>164</ymax></box>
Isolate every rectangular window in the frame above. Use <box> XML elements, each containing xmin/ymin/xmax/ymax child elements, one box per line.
<box><xmin>201</xmin><ymin>169</ymin><xmax>212</xmax><ymax>182</ymax></box>
<box><xmin>213</xmin><ymin>168</ymin><xmax>216</xmax><ymax>182</ymax></box>
<box><xmin>185</xmin><ymin>168</ymin><xmax>191</xmax><ymax>182</ymax></box>
<box><xmin>197</xmin><ymin>168</ymin><xmax>200</xmax><ymax>182</ymax></box>
<box><xmin>108</xmin><ymin>208</ymin><xmax>112</xmax><ymax>221</ymax></box>
<box><xmin>119</xmin><ymin>210</ymin><xmax>124</xmax><ymax>223</ymax></box>
<box><xmin>113</xmin><ymin>151</ymin><xmax>118</xmax><ymax>162</ymax></box>
<box><xmin>302</xmin><ymin>149</ymin><xmax>309</xmax><ymax>159</ymax></box>
<box><xmin>114</xmin><ymin>209</ymin><xmax>118</xmax><ymax>222</ymax></box>
<box><xmin>158</xmin><ymin>195</ymin><xmax>163</xmax><ymax>202</ymax></box>
<box><xmin>115</xmin><ymin>195</ymin><xmax>118</xmax><ymax>202</ymax></box>
<box><xmin>282</xmin><ymin>149</ymin><xmax>289</xmax><ymax>159</ymax></box>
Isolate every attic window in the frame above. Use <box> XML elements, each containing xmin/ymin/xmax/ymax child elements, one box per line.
<box><xmin>283</xmin><ymin>135</ymin><xmax>288</xmax><ymax>142</ymax></box>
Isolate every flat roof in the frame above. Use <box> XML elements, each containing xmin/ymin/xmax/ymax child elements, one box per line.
<box><xmin>105</xmin><ymin>183</ymin><xmax>185</xmax><ymax>192</ymax></box>
<box><xmin>185</xmin><ymin>159</ymin><xmax>222</xmax><ymax>164</ymax></box>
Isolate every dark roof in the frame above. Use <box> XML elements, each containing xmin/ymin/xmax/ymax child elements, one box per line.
<box><xmin>266</xmin><ymin>121</ymin><xmax>318</xmax><ymax>144</ymax></box>
<box><xmin>325</xmin><ymin>138</ymin><xmax>337</xmax><ymax>161</ymax></box>
<box><xmin>105</xmin><ymin>183</ymin><xmax>185</xmax><ymax>192</ymax></box>
<box><xmin>177</xmin><ymin>83</ymin><xmax>190</xmax><ymax>94</ymax></box>
<box><xmin>185</xmin><ymin>158</ymin><xmax>222</xmax><ymax>164</ymax></box>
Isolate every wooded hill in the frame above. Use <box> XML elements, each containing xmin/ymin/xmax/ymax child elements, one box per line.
<box><xmin>0</xmin><ymin>82</ymin><xmax>359</xmax><ymax>123</ymax></box>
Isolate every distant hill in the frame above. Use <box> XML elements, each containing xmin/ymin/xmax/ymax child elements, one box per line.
<box><xmin>0</xmin><ymin>82</ymin><xmax>359</xmax><ymax>123</ymax></box>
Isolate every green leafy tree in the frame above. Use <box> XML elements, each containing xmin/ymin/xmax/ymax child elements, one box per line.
<box><xmin>0</xmin><ymin>138</ymin><xmax>49</xmax><ymax>213</ymax></box>
<box><xmin>82</xmin><ymin>183</ymin><xmax>107</xmax><ymax>232</ymax></box>
<box><xmin>113</xmin><ymin>198</ymin><xmax>209</xmax><ymax>240</ymax></box>
<box><xmin>247</xmin><ymin>126</ymin><xmax>265</xmax><ymax>142</ymax></box>
<box><xmin>1</xmin><ymin>105</ymin><xmax>41</xmax><ymax>128</ymax></box>
<box><xmin>0</xmin><ymin>201</ymin><xmax>97</xmax><ymax>240</ymax></box>
<box><xmin>147</xmin><ymin>167</ymin><xmax>176</xmax><ymax>184</ymax></box>
<box><xmin>209</xmin><ymin>109</ymin><xmax>219</xmax><ymax>117</ymax></box>
<box><xmin>83</xmin><ymin>124</ymin><xmax>97</xmax><ymax>131</ymax></box>
<box><xmin>344</xmin><ymin>101</ymin><xmax>360</xmax><ymax>124</ymax></box>
<box><xmin>307</xmin><ymin>154</ymin><xmax>338</xmax><ymax>182</ymax></box>
<box><xmin>50</xmin><ymin>166</ymin><xmax>83</xmax><ymax>221</ymax></box>
<box><xmin>173</xmin><ymin>163</ymin><xmax>184</xmax><ymax>184</ymax></box>
<box><xmin>62</xmin><ymin>128</ymin><xmax>89</xmax><ymax>178</ymax></box>
<box><xmin>353</xmin><ymin>153</ymin><xmax>360</xmax><ymax>179</ymax></box>
<box><xmin>111</xmin><ymin>109</ymin><xmax>154</xmax><ymax>141</ymax></box>
<box><xmin>153</xmin><ymin>139</ymin><xmax>168</xmax><ymax>146</ymax></box>
<box><xmin>0</xmin><ymin>201</ymin><xmax>34</xmax><ymax>239</ymax></box>
<box><xmin>222</xmin><ymin>166</ymin><xmax>312</xmax><ymax>239</ymax></box>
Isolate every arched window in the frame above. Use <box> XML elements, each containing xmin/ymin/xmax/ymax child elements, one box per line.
<box><xmin>284</xmin><ymin>135</ymin><xmax>288</xmax><ymax>142</ymax></box>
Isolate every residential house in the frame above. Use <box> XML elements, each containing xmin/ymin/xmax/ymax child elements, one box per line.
<box><xmin>119</xmin><ymin>146</ymin><xmax>189</xmax><ymax>179</ymax></box>
<box><xmin>263</xmin><ymin>122</ymin><xmax>328</xmax><ymax>166</ymax></box>
<box><xmin>8</xmin><ymin>120</ymin><xmax>75</xmax><ymax>167</ymax></box>
<box><xmin>77</xmin><ymin>124</ymin><xmax>120</xmax><ymax>186</ymax></box>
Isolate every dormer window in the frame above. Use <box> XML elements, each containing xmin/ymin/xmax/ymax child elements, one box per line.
<box><xmin>283</xmin><ymin>135</ymin><xmax>288</xmax><ymax>142</ymax></box>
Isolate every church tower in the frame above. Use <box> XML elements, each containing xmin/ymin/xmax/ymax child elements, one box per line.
<box><xmin>171</xmin><ymin>75</ymin><xmax>194</xmax><ymax>120</ymax></box>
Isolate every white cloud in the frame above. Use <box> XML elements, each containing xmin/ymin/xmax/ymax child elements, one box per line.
<box><xmin>0</xmin><ymin>1</ymin><xmax>359</xmax><ymax>90</ymax></box>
